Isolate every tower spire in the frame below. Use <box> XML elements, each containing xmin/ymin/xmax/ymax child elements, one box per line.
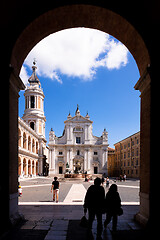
<box><xmin>28</xmin><ymin>60</ymin><xmax>39</xmax><ymax>84</ymax></box>
<box><xmin>75</xmin><ymin>104</ymin><xmax>80</xmax><ymax>116</ymax></box>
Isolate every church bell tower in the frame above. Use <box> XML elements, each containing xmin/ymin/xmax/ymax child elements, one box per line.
<box><xmin>22</xmin><ymin>61</ymin><xmax>46</xmax><ymax>138</ymax></box>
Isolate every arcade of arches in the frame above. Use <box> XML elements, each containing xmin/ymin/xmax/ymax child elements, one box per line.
<box><xmin>2</xmin><ymin>1</ymin><xmax>159</xmax><ymax>234</ymax></box>
<box><xmin>18</xmin><ymin>118</ymin><xmax>39</xmax><ymax>177</ymax></box>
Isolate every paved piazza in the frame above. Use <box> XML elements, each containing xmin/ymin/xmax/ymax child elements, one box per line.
<box><xmin>19</xmin><ymin>177</ymin><xmax>140</xmax><ymax>205</ymax></box>
<box><xmin>15</xmin><ymin>177</ymin><xmax>141</xmax><ymax>240</ymax></box>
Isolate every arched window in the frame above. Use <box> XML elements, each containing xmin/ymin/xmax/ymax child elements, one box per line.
<box><xmin>23</xmin><ymin>132</ymin><xmax>27</xmax><ymax>149</ymax></box>
<box><xmin>30</xmin><ymin>122</ymin><xmax>34</xmax><ymax>130</ymax></box>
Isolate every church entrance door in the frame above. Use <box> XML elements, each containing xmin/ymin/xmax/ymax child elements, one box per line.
<box><xmin>59</xmin><ymin>166</ymin><xmax>63</xmax><ymax>174</ymax></box>
<box><xmin>94</xmin><ymin>167</ymin><xmax>98</xmax><ymax>174</ymax></box>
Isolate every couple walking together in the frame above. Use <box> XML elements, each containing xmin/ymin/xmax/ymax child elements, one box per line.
<box><xmin>83</xmin><ymin>177</ymin><xmax>122</xmax><ymax>239</ymax></box>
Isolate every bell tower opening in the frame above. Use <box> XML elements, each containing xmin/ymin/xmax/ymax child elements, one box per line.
<box><xmin>30</xmin><ymin>121</ymin><xmax>35</xmax><ymax>130</ymax></box>
<box><xmin>30</xmin><ymin>96</ymin><xmax>35</xmax><ymax>108</ymax></box>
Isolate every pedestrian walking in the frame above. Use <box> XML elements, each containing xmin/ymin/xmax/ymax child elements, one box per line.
<box><xmin>104</xmin><ymin>184</ymin><xmax>122</xmax><ymax>231</ymax></box>
<box><xmin>51</xmin><ymin>177</ymin><xmax>59</xmax><ymax>202</ymax></box>
<box><xmin>84</xmin><ymin>177</ymin><xmax>105</xmax><ymax>240</ymax></box>
<box><xmin>106</xmin><ymin>177</ymin><xmax>109</xmax><ymax>187</ymax></box>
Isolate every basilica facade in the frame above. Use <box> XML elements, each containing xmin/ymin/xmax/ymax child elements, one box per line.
<box><xmin>48</xmin><ymin>105</ymin><xmax>109</xmax><ymax>175</ymax></box>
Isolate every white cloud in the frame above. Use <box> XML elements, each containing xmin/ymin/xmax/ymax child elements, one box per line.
<box><xmin>20</xmin><ymin>28</ymin><xmax>129</xmax><ymax>84</ymax></box>
<box><xmin>105</xmin><ymin>41</ymin><xmax>128</xmax><ymax>69</ymax></box>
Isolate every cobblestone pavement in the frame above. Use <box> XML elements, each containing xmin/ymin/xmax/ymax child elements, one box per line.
<box><xmin>2</xmin><ymin>204</ymin><xmax>142</xmax><ymax>240</ymax></box>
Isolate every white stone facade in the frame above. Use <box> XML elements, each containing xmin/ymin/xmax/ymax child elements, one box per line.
<box><xmin>48</xmin><ymin>105</ymin><xmax>108</xmax><ymax>175</ymax></box>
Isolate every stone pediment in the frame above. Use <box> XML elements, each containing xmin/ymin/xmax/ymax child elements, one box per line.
<box><xmin>64</xmin><ymin>115</ymin><xmax>93</xmax><ymax>124</ymax></box>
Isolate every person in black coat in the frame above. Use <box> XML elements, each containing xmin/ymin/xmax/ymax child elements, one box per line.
<box><xmin>84</xmin><ymin>177</ymin><xmax>105</xmax><ymax>240</ymax></box>
<box><xmin>104</xmin><ymin>184</ymin><xmax>121</xmax><ymax>231</ymax></box>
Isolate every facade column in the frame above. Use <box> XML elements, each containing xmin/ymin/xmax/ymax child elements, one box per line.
<box><xmin>84</xmin><ymin>151</ymin><xmax>87</xmax><ymax>171</ymax></box>
<box><xmin>50</xmin><ymin>149</ymin><xmax>53</xmax><ymax>169</ymax></box>
<box><xmin>66</xmin><ymin>124</ymin><xmax>72</xmax><ymax>144</ymax></box>
<box><xmin>85</xmin><ymin>149</ymin><xmax>90</xmax><ymax>172</ymax></box>
<box><xmin>102</xmin><ymin>148</ymin><xmax>108</xmax><ymax>175</ymax></box>
<box><xmin>38</xmin><ymin>140</ymin><xmax>43</xmax><ymax>175</ymax></box>
<box><xmin>49</xmin><ymin>148</ymin><xmax>55</xmax><ymax>176</ymax></box>
<box><xmin>69</xmin><ymin>148</ymin><xmax>73</xmax><ymax>172</ymax></box>
<box><xmin>66</xmin><ymin>149</ymin><xmax>70</xmax><ymax>167</ymax></box>
<box><xmin>85</xmin><ymin>125</ymin><xmax>89</xmax><ymax>144</ymax></box>
<box><xmin>103</xmin><ymin>148</ymin><xmax>108</xmax><ymax>166</ymax></box>
<box><xmin>32</xmin><ymin>160</ymin><xmax>35</xmax><ymax>176</ymax></box>
<box><xmin>102</xmin><ymin>150</ymin><xmax>105</xmax><ymax>167</ymax></box>
<box><xmin>38</xmin><ymin>157</ymin><xmax>43</xmax><ymax>175</ymax></box>
<box><xmin>53</xmin><ymin>148</ymin><xmax>55</xmax><ymax>170</ymax></box>
<box><xmin>20</xmin><ymin>158</ymin><xmax>23</xmax><ymax>176</ymax></box>
<box><xmin>134</xmin><ymin>66</ymin><xmax>151</xmax><ymax>226</ymax></box>
<box><xmin>105</xmin><ymin>149</ymin><xmax>108</xmax><ymax>174</ymax></box>
<box><xmin>85</xmin><ymin>126</ymin><xmax>87</xmax><ymax>141</ymax></box>
<box><xmin>26</xmin><ymin>159</ymin><xmax>28</xmax><ymax>176</ymax></box>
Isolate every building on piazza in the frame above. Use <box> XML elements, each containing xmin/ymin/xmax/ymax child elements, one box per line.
<box><xmin>18</xmin><ymin>62</ymin><xmax>48</xmax><ymax>177</ymax></box>
<box><xmin>114</xmin><ymin>131</ymin><xmax>140</xmax><ymax>178</ymax></box>
<box><xmin>48</xmin><ymin>105</ymin><xmax>109</xmax><ymax>176</ymax></box>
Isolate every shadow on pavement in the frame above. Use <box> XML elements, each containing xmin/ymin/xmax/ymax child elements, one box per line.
<box><xmin>66</xmin><ymin>220</ymin><xmax>88</xmax><ymax>240</ymax></box>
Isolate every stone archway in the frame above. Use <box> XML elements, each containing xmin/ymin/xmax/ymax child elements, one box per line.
<box><xmin>8</xmin><ymin>4</ymin><xmax>151</xmax><ymax>227</ymax></box>
<box><xmin>11</xmin><ymin>5</ymin><xmax>150</xmax><ymax>76</ymax></box>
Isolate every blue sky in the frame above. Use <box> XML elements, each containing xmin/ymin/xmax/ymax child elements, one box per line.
<box><xmin>19</xmin><ymin>28</ymin><xmax>140</xmax><ymax>148</ymax></box>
